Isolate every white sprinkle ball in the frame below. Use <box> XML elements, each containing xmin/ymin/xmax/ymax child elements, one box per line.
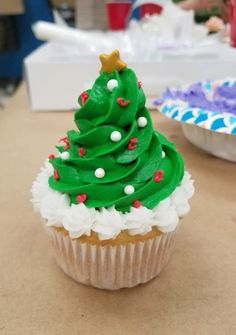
<box><xmin>137</xmin><ymin>117</ymin><xmax>148</xmax><ymax>128</ymax></box>
<box><xmin>60</xmin><ymin>151</ymin><xmax>70</xmax><ymax>160</ymax></box>
<box><xmin>162</xmin><ymin>151</ymin><xmax>166</xmax><ymax>158</ymax></box>
<box><xmin>124</xmin><ymin>185</ymin><xmax>135</xmax><ymax>195</ymax></box>
<box><xmin>110</xmin><ymin>131</ymin><xmax>122</xmax><ymax>142</ymax></box>
<box><xmin>107</xmin><ymin>79</ymin><xmax>118</xmax><ymax>92</ymax></box>
<box><xmin>95</xmin><ymin>168</ymin><xmax>105</xmax><ymax>178</ymax></box>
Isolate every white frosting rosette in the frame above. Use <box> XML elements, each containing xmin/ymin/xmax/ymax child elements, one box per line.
<box><xmin>31</xmin><ymin>161</ymin><xmax>194</xmax><ymax>240</ymax></box>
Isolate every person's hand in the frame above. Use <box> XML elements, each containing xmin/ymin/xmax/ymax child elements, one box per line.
<box><xmin>179</xmin><ymin>0</ymin><xmax>220</xmax><ymax>10</ymax></box>
<box><xmin>179</xmin><ymin>0</ymin><xmax>229</xmax><ymax>22</ymax></box>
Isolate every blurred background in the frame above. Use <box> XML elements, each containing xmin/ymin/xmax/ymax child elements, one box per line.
<box><xmin>0</xmin><ymin>0</ymin><xmax>235</xmax><ymax>111</ymax></box>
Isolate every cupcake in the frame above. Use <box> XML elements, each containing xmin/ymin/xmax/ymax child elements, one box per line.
<box><xmin>31</xmin><ymin>50</ymin><xmax>194</xmax><ymax>290</ymax></box>
<box><xmin>155</xmin><ymin>79</ymin><xmax>236</xmax><ymax>162</ymax></box>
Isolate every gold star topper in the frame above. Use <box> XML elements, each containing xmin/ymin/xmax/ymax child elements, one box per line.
<box><xmin>99</xmin><ymin>50</ymin><xmax>127</xmax><ymax>73</ymax></box>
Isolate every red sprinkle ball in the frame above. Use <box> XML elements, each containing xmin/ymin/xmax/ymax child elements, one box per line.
<box><xmin>128</xmin><ymin>137</ymin><xmax>138</xmax><ymax>150</ymax></box>
<box><xmin>78</xmin><ymin>147</ymin><xmax>86</xmax><ymax>157</ymax></box>
<box><xmin>133</xmin><ymin>200</ymin><xmax>142</xmax><ymax>208</ymax></box>
<box><xmin>138</xmin><ymin>81</ymin><xmax>142</xmax><ymax>88</ymax></box>
<box><xmin>53</xmin><ymin>170</ymin><xmax>59</xmax><ymax>180</ymax></box>
<box><xmin>76</xmin><ymin>193</ymin><xmax>87</xmax><ymax>203</ymax></box>
<box><xmin>80</xmin><ymin>91</ymin><xmax>89</xmax><ymax>105</ymax></box>
<box><xmin>59</xmin><ymin>136</ymin><xmax>70</xmax><ymax>150</ymax></box>
<box><xmin>48</xmin><ymin>154</ymin><xmax>55</xmax><ymax>160</ymax></box>
<box><xmin>154</xmin><ymin>170</ymin><xmax>164</xmax><ymax>182</ymax></box>
<box><xmin>116</xmin><ymin>97</ymin><xmax>130</xmax><ymax>107</ymax></box>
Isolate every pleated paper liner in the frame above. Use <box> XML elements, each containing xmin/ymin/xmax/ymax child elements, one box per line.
<box><xmin>44</xmin><ymin>225</ymin><xmax>179</xmax><ymax>290</ymax></box>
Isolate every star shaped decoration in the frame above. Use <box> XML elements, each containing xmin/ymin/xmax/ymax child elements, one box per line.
<box><xmin>99</xmin><ymin>49</ymin><xmax>127</xmax><ymax>73</ymax></box>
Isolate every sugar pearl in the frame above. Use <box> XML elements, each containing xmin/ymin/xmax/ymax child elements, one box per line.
<box><xmin>124</xmin><ymin>185</ymin><xmax>135</xmax><ymax>195</ymax></box>
<box><xmin>95</xmin><ymin>168</ymin><xmax>105</xmax><ymax>178</ymax></box>
<box><xmin>107</xmin><ymin>79</ymin><xmax>118</xmax><ymax>92</ymax></box>
<box><xmin>60</xmin><ymin>151</ymin><xmax>70</xmax><ymax>160</ymax></box>
<box><xmin>162</xmin><ymin>151</ymin><xmax>166</xmax><ymax>158</ymax></box>
<box><xmin>110</xmin><ymin>131</ymin><xmax>122</xmax><ymax>142</ymax></box>
<box><xmin>137</xmin><ymin>117</ymin><xmax>147</xmax><ymax>128</ymax></box>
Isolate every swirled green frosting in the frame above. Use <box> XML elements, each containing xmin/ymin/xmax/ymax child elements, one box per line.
<box><xmin>48</xmin><ymin>59</ymin><xmax>184</xmax><ymax>213</ymax></box>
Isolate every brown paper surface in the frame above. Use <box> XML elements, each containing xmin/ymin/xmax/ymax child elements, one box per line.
<box><xmin>0</xmin><ymin>84</ymin><xmax>236</xmax><ymax>334</ymax></box>
<box><xmin>0</xmin><ymin>0</ymin><xmax>24</xmax><ymax>14</ymax></box>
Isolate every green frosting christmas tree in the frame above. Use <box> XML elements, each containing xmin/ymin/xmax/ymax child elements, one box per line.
<box><xmin>48</xmin><ymin>50</ymin><xmax>184</xmax><ymax>212</ymax></box>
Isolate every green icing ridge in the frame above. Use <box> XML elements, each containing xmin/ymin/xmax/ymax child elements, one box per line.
<box><xmin>48</xmin><ymin>66</ymin><xmax>184</xmax><ymax>213</ymax></box>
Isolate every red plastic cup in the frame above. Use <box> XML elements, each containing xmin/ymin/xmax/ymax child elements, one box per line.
<box><xmin>230</xmin><ymin>0</ymin><xmax>236</xmax><ymax>47</ymax></box>
<box><xmin>106</xmin><ymin>1</ymin><xmax>132</xmax><ymax>30</ymax></box>
<box><xmin>140</xmin><ymin>3</ymin><xmax>163</xmax><ymax>18</ymax></box>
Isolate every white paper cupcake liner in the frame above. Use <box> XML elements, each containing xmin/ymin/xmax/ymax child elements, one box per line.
<box><xmin>44</xmin><ymin>225</ymin><xmax>179</xmax><ymax>290</ymax></box>
<box><xmin>181</xmin><ymin>123</ymin><xmax>236</xmax><ymax>162</ymax></box>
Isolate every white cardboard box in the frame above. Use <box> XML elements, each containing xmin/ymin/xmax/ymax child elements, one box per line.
<box><xmin>24</xmin><ymin>41</ymin><xmax>236</xmax><ymax>111</ymax></box>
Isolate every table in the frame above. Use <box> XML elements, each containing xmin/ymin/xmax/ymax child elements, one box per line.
<box><xmin>1</xmin><ymin>84</ymin><xmax>236</xmax><ymax>335</ymax></box>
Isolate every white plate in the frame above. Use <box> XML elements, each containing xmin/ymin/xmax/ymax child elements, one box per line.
<box><xmin>181</xmin><ymin>123</ymin><xmax>236</xmax><ymax>162</ymax></box>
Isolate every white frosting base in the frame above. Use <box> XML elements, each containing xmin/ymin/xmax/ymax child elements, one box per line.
<box><xmin>31</xmin><ymin>161</ymin><xmax>194</xmax><ymax>240</ymax></box>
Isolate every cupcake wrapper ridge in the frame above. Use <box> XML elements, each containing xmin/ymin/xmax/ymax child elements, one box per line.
<box><xmin>45</xmin><ymin>225</ymin><xmax>179</xmax><ymax>290</ymax></box>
